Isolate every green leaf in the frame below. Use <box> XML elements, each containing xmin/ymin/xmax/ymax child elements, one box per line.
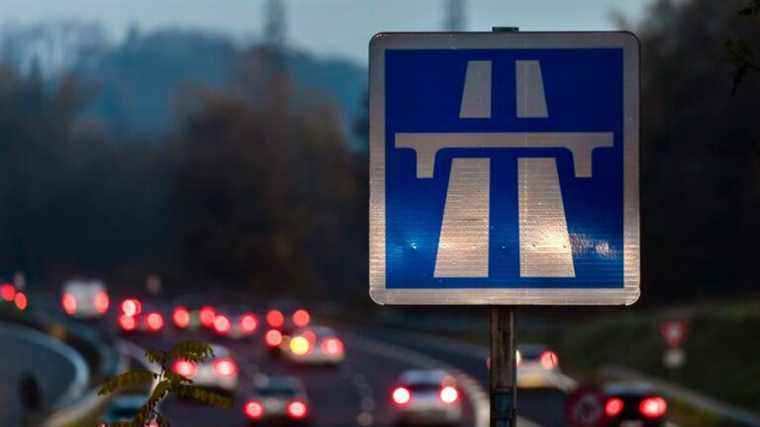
<box><xmin>725</xmin><ymin>39</ymin><xmax>753</xmax><ymax>65</ymax></box>
<box><xmin>165</xmin><ymin>370</ymin><xmax>193</xmax><ymax>385</ymax></box>
<box><xmin>98</xmin><ymin>370</ymin><xmax>157</xmax><ymax>396</ymax></box>
<box><xmin>174</xmin><ymin>384</ymin><xmax>232</xmax><ymax>408</ymax></box>
<box><xmin>134</xmin><ymin>380</ymin><xmax>172</xmax><ymax>425</ymax></box>
<box><xmin>145</xmin><ymin>348</ymin><xmax>168</xmax><ymax>366</ymax></box>
<box><xmin>168</xmin><ymin>340</ymin><xmax>215</xmax><ymax>363</ymax></box>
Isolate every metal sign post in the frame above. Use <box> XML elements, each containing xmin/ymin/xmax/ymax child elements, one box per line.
<box><xmin>368</xmin><ymin>28</ymin><xmax>640</xmax><ymax>427</ymax></box>
<box><xmin>490</xmin><ymin>307</ymin><xmax>516</xmax><ymax>426</ymax></box>
<box><xmin>489</xmin><ymin>27</ymin><xmax>519</xmax><ymax>427</ymax></box>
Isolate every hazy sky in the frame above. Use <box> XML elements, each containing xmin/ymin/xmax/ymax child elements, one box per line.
<box><xmin>0</xmin><ymin>0</ymin><xmax>650</xmax><ymax>64</ymax></box>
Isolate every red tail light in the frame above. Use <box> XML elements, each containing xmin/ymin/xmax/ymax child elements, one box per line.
<box><xmin>14</xmin><ymin>292</ymin><xmax>27</xmax><ymax>310</ymax></box>
<box><xmin>292</xmin><ymin>309</ymin><xmax>311</xmax><ymax>328</ymax></box>
<box><xmin>121</xmin><ymin>299</ymin><xmax>142</xmax><ymax>316</ymax></box>
<box><xmin>199</xmin><ymin>306</ymin><xmax>216</xmax><ymax>327</ymax></box>
<box><xmin>266</xmin><ymin>310</ymin><xmax>285</xmax><ymax>328</ymax></box>
<box><xmin>94</xmin><ymin>291</ymin><xmax>109</xmax><ymax>314</ymax></box>
<box><xmin>392</xmin><ymin>387</ymin><xmax>411</xmax><ymax>405</ymax></box>
<box><xmin>145</xmin><ymin>312</ymin><xmax>164</xmax><ymax>332</ymax></box>
<box><xmin>540</xmin><ymin>351</ymin><xmax>559</xmax><ymax>370</ymax></box>
<box><xmin>287</xmin><ymin>400</ymin><xmax>308</xmax><ymax>419</ymax></box>
<box><xmin>244</xmin><ymin>400</ymin><xmax>264</xmax><ymax>420</ymax></box>
<box><xmin>265</xmin><ymin>329</ymin><xmax>282</xmax><ymax>347</ymax></box>
<box><xmin>119</xmin><ymin>314</ymin><xmax>137</xmax><ymax>331</ymax></box>
<box><xmin>440</xmin><ymin>386</ymin><xmax>459</xmax><ymax>404</ymax></box>
<box><xmin>62</xmin><ymin>293</ymin><xmax>77</xmax><ymax>315</ymax></box>
<box><xmin>321</xmin><ymin>337</ymin><xmax>344</xmax><ymax>355</ymax></box>
<box><xmin>1</xmin><ymin>283</ymin><xmax>16</xmax><ymax>302</ymax></box>
<box><xmin>214</xmin><ymin>315</ymin><xmax>231</xmax><ymax>334</ymax></box>
<box><xmin>173</xmin><ymin>306</ymin><xmax>190</xmax><ymax>328</ymax></box>
<box><xmin>213</xmin><ymin>358</ymin><xmax>237</xmax><ymax>377</ymax></box>
<box><xmin>605</xmin><ymin>397</ymin><xmax>624</xmax><ymax>417</ymax></box>
<box><xmin>173</xmin><ymin>360</ymin><xmax>197</xmax><ymax>379</ymax></box>
<box><xmin>240</xmin><ymin>313</ymin><xmax>258</xmax><ymax>333</ymax></box>
<box><xmin>639</xmin><ymin>396</ymin><xmax>667</xmax><ymax>419</ymax></box>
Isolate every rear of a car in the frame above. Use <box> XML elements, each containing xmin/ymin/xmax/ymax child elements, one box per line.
<box><xmin>243</xmin><ymin>377</ymin><xmax>310</xmax><ymax>424</ymax></box>
<box><xmin>391</xmin><ymin>370</ymin><xmax>462</xmax><ymax>426</ymax></box>
<box><xmin>516</xmin><ymin>344</ymin><xmax>564</xmax><ymax>389</ymax></box>
<box><xmin>172</xmin><ymin>345</ymin><xmax>239</xmax><ymax>394</ymax></box>
<box><xmin>115</xmin><ymin>298</ymin><xmax>168</xmax><ymax>335</ymax></box>
<box><xmin>61</xmin><ymin>279</ymin><xmax>110</xmax><ymax>319</ymax></box>
<box><xmin>604</xmin><ymin>383</ymin><xmax>668</xmax><ymax>427</ymax></box>
<box><xmin>281</xmin><ymin>326</ymin><xmax>345</xmax><ymax>365</ymax></box>
<box><xmin>211</xmin><ymin>306</ymin><xmax>260</xmax><ymax>339</ymax></box>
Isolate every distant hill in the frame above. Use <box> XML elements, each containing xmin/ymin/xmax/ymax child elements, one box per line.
<box><xmin>76</xmin><ymin>28</ymin><xmax>367</xmax><ymax>138</ymax></box>
<box><xmin>3</xmin><ymin>23</ymin><xmax>367</xmax><ymax>138</ymax></box>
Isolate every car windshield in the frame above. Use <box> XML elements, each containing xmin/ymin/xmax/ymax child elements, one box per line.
<box><xmin>407</xmin><ymin>383</ymin><xmax>442</xmax><ymax>392</ymax></box>
<box><xmin>256</xmin><ymin>386</ymin><xmax>298</xmax><ymax>397</ymax></box>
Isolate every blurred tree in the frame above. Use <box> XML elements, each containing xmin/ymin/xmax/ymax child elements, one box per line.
<box><xmin>616</xmin><ymin>0</ymin><xmax>760</xmax><ymax>301</ymax></box>
<box><xmin>171</xmin><ymin>52</ymin><xmax>362</xmax><ymax>299</ymax></box>
<box><xmin>0</xmin><ymin>65</ymin><xmax>174</xmax><ymax>283</ymax></box>
<box><xmin>726</xmin><ymin>0</ymin><xmax>760</xmax><ymax>93</ymax></box>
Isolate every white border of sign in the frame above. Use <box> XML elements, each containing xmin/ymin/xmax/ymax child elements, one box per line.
<box><xmin>369</xmin><ymin>32</ymin><xmax>640</xmax><ymax>306</ymax></box>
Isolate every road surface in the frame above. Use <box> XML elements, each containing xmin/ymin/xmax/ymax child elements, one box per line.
<box><xmin>128</xmin><ymin>326</ymin><xmax>477</xmax><ymax>427</ymax></box>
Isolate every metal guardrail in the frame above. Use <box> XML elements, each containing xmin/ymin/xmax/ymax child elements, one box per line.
<box><xmin>1</xmin><ymin>298</ymin><xmax>128</xmax><ymax>427</ymax></box>
<box><xmin>41</xmin><ymin>328</ymin><xmax>127</xmax><ymax>427</ymax></box>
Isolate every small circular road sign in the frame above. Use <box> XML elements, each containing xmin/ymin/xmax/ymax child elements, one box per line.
<box><xmin>566</xmin><ymin>386</ymin><xmax>607</xmax><ymax>427</ymax></box>
<box><xmin>659</xmin><ymin>320</ymin><xmax>688</xmax><ymax>348</ymax></box>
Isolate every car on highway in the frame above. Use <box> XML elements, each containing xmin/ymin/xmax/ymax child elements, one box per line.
<box><xmin>172</xmin><ymin>344</ymin><xmax>239</xmax><ymax>394</ymax></box>
<box><xmin>243</xmin><ymin>375</ymin><xmax>311</xmax><ymax>425</ymax></box>
<box><xmin>171</xmin><ymin>293</ymin><xmax>256</xmax><ymax>332</ymax></box>
<box><xmin>280</xmin><ymin>325</ymin><xmax>345</xmax><ymax>366</ymax></box>
<box><xmin>603</xmin><ymin>382</ymin><xmax>668</xmax><ymax>427</ymax></box>
<box><xmin>61</xmin><ymin>279</ymin><xmax>110</xmax><ymax>319</ymax></box>
<box><xmin>116</xmin><ymin>300</ymin><xmax>167</xmax><ymax>335</ymax></box>
<box><xmin>173</xmin><ymin>303</ymin><xmax>219</xmax><ymax>331</ymax></box>
<box><xmin>515</xmin><ymin>344</ymin><xmax>572</xmax><ymax>390</ymax></box>
<box><xmin>390</xmin><ymin>369</ymin><xmax>462</xmax><ymax>426</ymax></box>
<box><xmin>211</xmin><ymin>305</ymin><xmax>260</xmax><ymax>339</ymax></box>
<box><xmin>169</xmin><ymin>295</ymin><xmax>220</xmax><ymax>331</ymax></box>
<box><xmin>261</xmin><ymin>307</ymin><xmax>312</xmax><ymax>357</ymax></box>
<box><xmin>264</xmin><ymin>299</ymin><xmax>312</xmax><ymax>333</ymax></box>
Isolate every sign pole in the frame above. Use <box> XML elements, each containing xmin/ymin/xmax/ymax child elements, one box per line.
<box><xmin>488</xmin><ymin>26</ymin><xmax>519</xmax><ymax>427</ymax></box>
<box><xmin>490</xmin><ymin>307</ymin><xmax>516</xmax><ymax>427</ymax></box>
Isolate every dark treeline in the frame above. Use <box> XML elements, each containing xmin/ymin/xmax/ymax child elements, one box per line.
<box><xmin>628</xmin><ymin>0</ymin><xmax>760</xmax><ymax>302</ymax></box>
<box><xmin>0</xmin><ymin>46</ymin><xmax>367</xmax><ymax>301</ymax></box>
<box><xmin>1</xmin><ymin>0</ymin><xmax>759</xmax><ymax>304</ymax></box>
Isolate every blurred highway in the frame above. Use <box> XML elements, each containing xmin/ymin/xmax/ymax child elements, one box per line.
<box><xmin>128</xmin><ymin>325</ymin><xmax>478</xmax><ymax>427</ymax></box>
<box><xmin>3</xmin><ymin>292</ymin><xmax>572</xmax><ymax>427</ymax></box>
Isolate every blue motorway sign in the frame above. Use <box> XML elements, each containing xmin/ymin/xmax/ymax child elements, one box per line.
<box><xmin>369</xmin><ymin>32</ymin><xmax>640</xmax><ymax>305</ymax></box>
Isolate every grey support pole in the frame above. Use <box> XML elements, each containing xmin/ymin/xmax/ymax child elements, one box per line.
<box><xmin>490</xmin><ymin>308</ymin><xmax>516</xmax><ymax>427</ymax></box>
<box><xmin>490</xmin><ymin>26</ymin><xmax>519</xmax><ymax>427</ymax></box>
